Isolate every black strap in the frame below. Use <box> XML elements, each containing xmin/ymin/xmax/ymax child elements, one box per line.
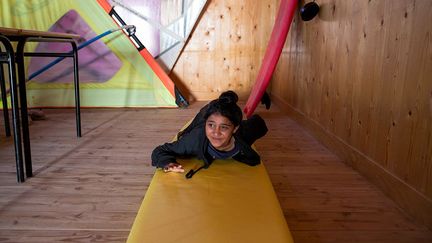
<box><xmin>185</xmin><ymin>165</ymin><xmax>206</xmax><ymax>179</ymax></box>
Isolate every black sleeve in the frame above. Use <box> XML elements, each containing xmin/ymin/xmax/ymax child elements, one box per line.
<box><xmin>151</xmin><ymin>130</ymin><xmax>201</xmax><ymax>168</ymax></box>
<box><xmin>232</xmin><ymin>139</ymin><xmax>261</xmax><ymax>166</ymax></box>
<box><xmin>236</xmin><ymin>114</ymin><xmax>268</xmax><ymax>145</ymax></box>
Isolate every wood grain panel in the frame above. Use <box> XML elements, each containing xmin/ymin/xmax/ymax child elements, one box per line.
<box><xmin>271</xmin><ymin>0</ymin><xmax>432</xmax><ymax>229</ymax></box>
<box><xmin>171</xmin><ymin>0</ymin><xmax>278</xmax><ymax>100</ymax></box>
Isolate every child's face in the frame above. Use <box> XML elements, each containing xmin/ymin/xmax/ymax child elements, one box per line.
<box><xmin>205</xmin><ymin>113</ymin><xmax>238</xmax><ymax>151</ymax></box>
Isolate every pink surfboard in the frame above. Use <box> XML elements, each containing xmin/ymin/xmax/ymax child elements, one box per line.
<box><xmin>243</xmin><ymin>0</ymin><xmax>298</xmax><ymax>117</ymax></box>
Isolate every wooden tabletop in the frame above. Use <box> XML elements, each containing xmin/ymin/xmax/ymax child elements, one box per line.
<box><xmin>0</xmin><ymin>27</ymin><xmax>80</xmax><ymax>39</ymax></box>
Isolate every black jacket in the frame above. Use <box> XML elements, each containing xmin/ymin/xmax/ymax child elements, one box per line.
<box><xmin>151</xmin><ymin>114</ymin><xmax>268</xmax><ymax>169</ymax></box>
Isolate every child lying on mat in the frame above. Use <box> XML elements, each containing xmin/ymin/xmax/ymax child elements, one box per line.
<box><xmin>151</xmin><ymin>91</ymin><xmax>268</xmax><ymax>178</ymax></box>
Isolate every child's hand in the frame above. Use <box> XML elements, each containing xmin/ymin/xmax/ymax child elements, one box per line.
<box><xmin>163</xmin><ymin>163</ymin><xmax>185</xmax><ymax>173</ymax></box>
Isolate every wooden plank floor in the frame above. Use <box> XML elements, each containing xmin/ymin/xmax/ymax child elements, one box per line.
<box><xmin>0</xmin><ymin>102</ymin><xmax>431</xmax><ymax>242</ymax></box>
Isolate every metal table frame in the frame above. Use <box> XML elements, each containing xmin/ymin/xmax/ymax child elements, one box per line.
<box><xmin>0</xmin><ymin>27</ymin><xmax>81</xmax><ymax>182</ymax></box>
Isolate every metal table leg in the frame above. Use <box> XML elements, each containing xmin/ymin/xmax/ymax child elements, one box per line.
<box><xmin>15</xmin><ymin>39</ymin><xmax>33</xmax><ymax>178</ymax></box>
<box><xmin>0</xmin><ymin>64</ymin><xmax>11</xmax><ymax>137</ymax></box>
<box><xmin>71</xmin><ymin>41</ymin><xmax>81</xmax><ymax>138</ymax></box>
<box><xmin>0</xmin><ymin>35</ymin><xmax>25</xmax><ymax>182</ymax></box>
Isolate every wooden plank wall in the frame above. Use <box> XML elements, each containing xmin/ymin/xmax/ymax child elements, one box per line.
<box><xmin>270</xmin><ymin>0</ymin><xmax>432</xmax><ymax>229</ymax></box>
<box><xmin>171</xmin><ymin>0</ymin><xmax>278</xmax><ymax>101</ymax></box>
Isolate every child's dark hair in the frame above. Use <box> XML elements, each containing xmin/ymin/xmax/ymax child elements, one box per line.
<box><xmin>204</xmin><ymin>95</ymin><xmax>242</xmax><ymax>127</ymax></box>
<box><xmin>218</xmin><ymin>90</ymin><xmax>238</xmax><ymax>104</ymax></box>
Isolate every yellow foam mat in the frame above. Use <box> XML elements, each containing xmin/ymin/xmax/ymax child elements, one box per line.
<box><xmin>127</xmin><ymin>158</ymin><xmax>294</xmax><ymax>243</ymax></box>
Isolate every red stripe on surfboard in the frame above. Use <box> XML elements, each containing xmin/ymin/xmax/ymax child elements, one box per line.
<box><xmin>96</xmin><ymin>0</ymin><xmax>176</xmax><ymax>98</ymax></box>
<box><xmin>243</xmin><ymin>0</ymin><xmax>298</xmax><ymax>117</ymax></box>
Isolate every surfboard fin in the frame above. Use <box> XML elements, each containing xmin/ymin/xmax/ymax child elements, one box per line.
<box><xmin>261</xmin><ymin>92</ymin><xmax>271</xmax><ymax>110</ymax></box>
